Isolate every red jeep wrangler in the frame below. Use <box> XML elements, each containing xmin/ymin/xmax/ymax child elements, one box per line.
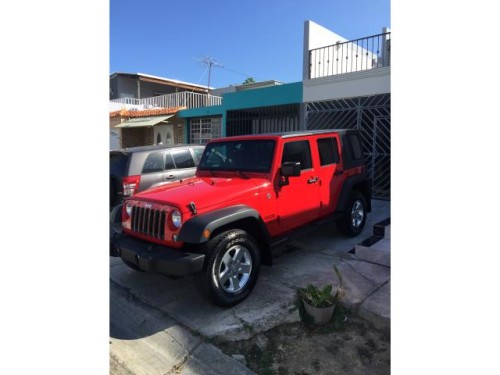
<box><xmin>111</xmin><ymin>130</ymin><xmax>371</xmax><ymax>306</ymax></box>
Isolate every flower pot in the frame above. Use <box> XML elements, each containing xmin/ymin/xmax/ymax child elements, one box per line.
<box><xmin>303</xmin><ymin>301</ymin><xmax>335</xmax><ymax>324</ymax></box>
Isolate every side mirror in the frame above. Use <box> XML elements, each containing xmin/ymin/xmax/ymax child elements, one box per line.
<box><xmin>281</xmin><ymin>161</ymin><xmax>301</xmax><ymax>177</ymax></box>
<box><xmin>280</xmin><ymin>162</ymin><xmax>301</xmax><ymax>187</ymax></box>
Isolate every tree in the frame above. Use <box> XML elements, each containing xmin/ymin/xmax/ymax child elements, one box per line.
<box><xmin>242</xmin><ymin>77</ymin><xmax>256</xmax><ymax>85</ymax></box>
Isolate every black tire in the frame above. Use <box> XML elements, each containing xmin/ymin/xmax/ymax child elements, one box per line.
<box><xmin>337</xmin><ymin>191</ymin><xmax>367</xmax><ymax>236</ymax></box>
<box><xmin>195</xmin><ymin>229</ymin><xmax>261</xmax><ymax>307</ymax></box>
<box><xmin>121</xmin><ymin>259</ymin><xmax>144</xmax><ymax>272</ymax></box>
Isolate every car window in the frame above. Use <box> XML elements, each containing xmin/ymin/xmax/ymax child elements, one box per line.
<box><xmin>349</xmin><ymin>134</ymin><xmax>363</xmax><ymax>160</ymax></box>
<box><xmin>110</xmin><ymin>152</ymin><xmax>129</xmax><ymax>176</ymax></box>
<box><xmin>164</xmin><ymin>152</ymin><xmax>175</xmax><ymax>170</ymax></box>
<box><xmin>282</xmin><ymin>140</ymin><xmax>312</xmax><ymax>170</ymax></box>
<box><xmin>192</xmin><ymin>148</ymin><xmax>204</xmax><ymax>165</ymax></box>
<box><xmin>172</xmin><ymin>149</ymin><xmax>195</xmax><ymax>169</ymax></box>
<box><xmin>142</xmin><ymin>152</ymin><xmax>164</xmax><ymax>173</ymax></box>
<box><xmin>317</xmin><ymin>138</ymin><xmax>340</xmax><ymax>166</ymax></box>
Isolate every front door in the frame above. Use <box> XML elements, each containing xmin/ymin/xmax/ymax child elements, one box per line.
<box><xmin>276</xmin><ymin>139</ymin><xmax>320</xmax><ymax>232</ymax></box>
<box><xmin>154</xmin><ymin>125</ymin><xmax>175</xmax><ymax>145</ymax></box>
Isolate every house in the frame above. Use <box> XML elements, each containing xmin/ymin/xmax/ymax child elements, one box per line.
<box><xmin>110</xmin><ymin>72</ymin><xmax>208</xmax><ymax>100</ymax></box>
<box><xmin>109</xmin><ymin>73</ymin><xmax>220</xmax><ymax>149</ymax></box>
<box><xmin>302</xmin><ymin>21</ymin><xmax>391</xmax><ymax>199</ymax></box>
<box><xmin>110</xmin><ymin>106</ymin><xmax>187</xmax><ymax>148</ymax></box>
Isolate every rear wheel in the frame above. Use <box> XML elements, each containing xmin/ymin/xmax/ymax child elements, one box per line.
<box><xmin>337</xmin><ymin>191</ymin><xmax>367</xmax><ymax>236</ymax></box>
<box><xmin>195</xmin><ymin>229</ymin><xmax>261</xmax><ymax>307</ymax></box>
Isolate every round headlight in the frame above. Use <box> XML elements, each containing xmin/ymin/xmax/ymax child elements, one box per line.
<box><xmin>171</xmin><ymin>210</ymin><xmax>182</xmax><ymax>229</ymax></box>
<box><xmin>125</xmin><ymin>202</ymin><xmax>133</xmax><ymax>216</ymax></box>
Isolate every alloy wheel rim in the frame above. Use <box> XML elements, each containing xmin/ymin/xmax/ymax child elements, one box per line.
<box><xmin>351</xmin><ymin>200</ymin><xmax>364</xmax><ymax>228</ymax></box>
<box><xmin>216</xmin><ymin>245</ymin><xmax>252</xmax><ymax>293</ymax></box>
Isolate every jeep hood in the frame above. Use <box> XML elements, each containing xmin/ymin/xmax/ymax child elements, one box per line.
<box><xmin>132</xmin><ymin>176</ymin><xmax>269</xmax><ymax>212</ymax></box>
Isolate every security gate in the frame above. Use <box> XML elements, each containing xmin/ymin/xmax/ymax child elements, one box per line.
<box><xmin>306</xmin><ymin>94</ymin><xmax>391</xmax><ymax>200</ymax></box>
<box><xmin>367</xmin><ymin>117</ymin><xmax>390</xmax><ymax>200</ymax></box>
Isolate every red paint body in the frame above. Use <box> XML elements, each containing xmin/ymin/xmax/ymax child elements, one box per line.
<box><xmin>122</xmin><ymin>133</ymin><xmax>362</xmax><ymax>248</ymax></box>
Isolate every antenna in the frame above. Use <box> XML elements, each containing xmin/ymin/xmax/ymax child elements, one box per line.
<box><xmin>196</xmin><ymin>56</ymin><xmax>223</xmax><ymax>97</ymax></box>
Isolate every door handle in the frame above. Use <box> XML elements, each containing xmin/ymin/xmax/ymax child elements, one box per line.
<box><xmin>307</xmin><ymin>177</ymin><xmax>319</xmax><ymax>184</ymax></box>
<box><xmin>166</xmin><ymin>175</ymin><xmax>175</xmax><ymax>180</ymax></box>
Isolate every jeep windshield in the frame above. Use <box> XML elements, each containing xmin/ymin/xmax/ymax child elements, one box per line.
<box><xmin>198</xmin><ymin>140</ymin><xmax>276</xmax><ymax>173</ymax></box>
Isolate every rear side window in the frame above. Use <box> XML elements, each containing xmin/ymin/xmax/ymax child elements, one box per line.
<box><xmin>110</xmin><ymin>152</ymin><xmax>129</xmax><ymax>176</ymax></box>
<box><xmin>349</xmin><ymin>134</ymin><xmax>363</xmax><ymax>160</ymax></box>
<box><xmin>282</xmin><ymin>140</ymin><xmax>312</xmax><ymax>170</ymax></box>
<box><xmin>172</xmin><ymin>149</ymin><xmax>195</xmax><ymax>169</ymax></box>
<box><xmin>317</xmin><ymin>138</ymin><xmax>340</xmax><ymax>166</ymax></box>
<box><xmin>142</xmin><ymin>152</ymin><xmax>164</xmax><ymax>173</ymax></box>
<box><xmin>164</xmin><ymin>152</ymin><xmax>175</xmax><ymax>170</ymax></box>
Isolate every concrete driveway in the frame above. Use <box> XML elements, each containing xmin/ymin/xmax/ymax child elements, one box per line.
<box><xmin>110</xmin><ymin>200</ymin><xmax>390</xmax><ymax>345</ymax></box>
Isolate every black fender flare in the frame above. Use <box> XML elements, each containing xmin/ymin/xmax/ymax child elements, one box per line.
<box><xmin>177</xmin><ymin>204</ymin><xmax>271</xmax><ymax>245</ymax></box>
<box><xmin>335</xmin><ymin>174</ymin><xmax>372</xmax><ymax>213</ymax></box>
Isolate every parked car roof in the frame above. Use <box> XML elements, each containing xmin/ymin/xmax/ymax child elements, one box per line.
<box><xmin>111</xmin><ymin>143</ymin><xmax>203</xmax><ymax>154</ymax></box>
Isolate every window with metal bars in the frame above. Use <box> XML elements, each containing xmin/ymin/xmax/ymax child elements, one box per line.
<box><xmin>189</xmin><ymin>117</ymin><xmax>222</xmax><ymax>144</ymax></box>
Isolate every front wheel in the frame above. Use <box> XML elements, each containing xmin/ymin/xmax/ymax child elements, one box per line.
<box><xmin>195</xmin><ymin>229</ymin><xmax>261</xmax><ymax>307</ymax></box>
<box><xmin>337</xmin><ymin>191</ymin><xmax>367</xmax><ymax>236</ymax></box>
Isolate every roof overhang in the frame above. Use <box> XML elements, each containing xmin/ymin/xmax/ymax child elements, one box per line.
<box><xmin>114</xmin><ymin>115</ymin><xmax>174</xmax><ymax>128</ymax></box>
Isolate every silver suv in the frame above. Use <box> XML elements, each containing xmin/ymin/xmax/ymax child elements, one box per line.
<box><xmin>110</xmin><ymin>144</ymin><xmax>205</xmax><ymax>208</ymax></box>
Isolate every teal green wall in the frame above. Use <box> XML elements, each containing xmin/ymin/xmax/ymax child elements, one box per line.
<box><xmin>223</xmin><ymin>82</ymin><xmax>302</xmax><ymax>109</ymax></box>
<box><xmin>178</xmin><ymin>82</ymin><xmax>303</xmax><ymax>138</ymax></box>
<box><xmin>178</xmin><ymin>105</ymin><xmax>224</xmax><ymax>118</ymax></box>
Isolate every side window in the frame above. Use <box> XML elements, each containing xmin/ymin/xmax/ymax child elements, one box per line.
<box><xmin>191</xmin><ymin>148</ymin><xmax>204</xmax><ymax>165</ymax></box>
<box><xmin>164</xmin><ymin>152</ymin><xmax>175</xmax><ymax>170</ymax></box>
<box><xmin>172</xmin><ymin>149</ymin><xmax>195</xmax><ymax>169</ymax></box>
<box><xmin>282</xmin><ymin>140</ymin><xmax>312</xmax><ymax>170</ymax></box>
<box><xmin>349</xmin><ymin>134</ymin><xmax>363</xmax><ymax>160</ymax></box>
<box><xmin>141</xmin><ymin>152</ymin><xmax>164</xmax><ymax>174</ymax></box>
<box><xmin>317</xmin><ymin>138</ymin><xmax>340</xmax><ymax>166</ymax></box>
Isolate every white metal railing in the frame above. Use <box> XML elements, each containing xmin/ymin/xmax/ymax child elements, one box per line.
<box><xmin>110</xmin><ymin>91</ymin><xmax>222</xmax><ymax>110</ymax></box>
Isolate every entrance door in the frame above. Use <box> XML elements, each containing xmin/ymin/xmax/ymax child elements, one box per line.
<box><xmin>276</xmin><ymin>139</ymin><xmax>320</xmax><ymax>232</ymax></box>
<box><xmin>154</xmin><ymin>125</ymin><xmax>175</xmax><ymax>145</ymax></box>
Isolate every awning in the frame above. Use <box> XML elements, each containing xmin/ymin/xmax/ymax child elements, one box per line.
<box><xmin>114</xmin><ymin>115</ymin><xmax>174</xmax><ymax>128</ymax></box>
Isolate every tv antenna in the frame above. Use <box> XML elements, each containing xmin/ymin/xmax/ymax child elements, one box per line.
<box><xmin>196</xmin><ymin>56</ymin><xmax>224</xmax><ymax>96</ymax></box>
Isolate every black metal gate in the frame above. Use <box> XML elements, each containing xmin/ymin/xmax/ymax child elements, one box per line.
<box><xmin>306</xmin><ymin>94</ymin><xmax>391</xmax><ymax>200</ymax></box>
<box><xmin>226</xmin><ymin>104</ymin><xmax>300</xmax><ymax>136</ymax></box>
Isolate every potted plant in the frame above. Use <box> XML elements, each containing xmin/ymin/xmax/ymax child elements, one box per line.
<box><xmin>298</xmin><ymin>265</ymin><xmax>344</xmax><ymax>324</ymax></box>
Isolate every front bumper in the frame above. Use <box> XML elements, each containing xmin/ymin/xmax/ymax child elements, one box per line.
<box><xmin>113</xmin><ymin>234</ymin><xmax>205</xmax><ymax>277</ymax></box>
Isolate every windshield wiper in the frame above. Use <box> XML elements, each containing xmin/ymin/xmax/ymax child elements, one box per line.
<box><xmin>236</xmin><ymin>170</ymin><xmax>250</xmax><ymax>179</ymax></box>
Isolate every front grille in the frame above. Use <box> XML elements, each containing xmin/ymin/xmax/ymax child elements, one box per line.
<box><xmin>131</xmin><ymin>206</ymin><xmax>166</xmax><ymax>239</ymax></box>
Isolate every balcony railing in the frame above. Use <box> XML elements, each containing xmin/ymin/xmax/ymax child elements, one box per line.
<box><xmin>309</xmin><ymin>32</ymin><xmax>391</xmax><ymax>79</ymax></box>
<box><xmin>110</xmin><ymin>91</ymin><xmax>223</xmax><ymax>111</ymax></box>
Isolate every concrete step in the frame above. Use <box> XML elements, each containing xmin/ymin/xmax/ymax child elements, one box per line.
<box><xmin>373</xmin><ymin>218</ymin><xmax>390</xmax><ymax>239</ymax></box>
<box><xmin>355</xmin><ymin>237</ymin><xmax>390</xmax><ymax>267</ymax></box>
<box><xmin>354</xmin><ymin>218</ymin><xmax>391</xmax><ymax>267</ymax></box>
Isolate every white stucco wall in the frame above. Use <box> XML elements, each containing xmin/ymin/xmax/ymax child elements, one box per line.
<box><xmin>303</xmin><ymin>67</ymin><xmax>390</xmax><ymax>103</ymax></box>
<box><xmin>110</xmin><ymin>130</ymin><xmax>121</xmax><ymax>150</ymax></box>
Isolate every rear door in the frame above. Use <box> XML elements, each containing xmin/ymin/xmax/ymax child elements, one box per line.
<box><xmin>315</xmin><ymin>135</ymin><xmax>344</xmax><ymax>216</ymax></box>
<box><xmin>170</xmin><ymin>148</ymin><xmax>197</xmax><ymax>180</ymax></box>
<box><xmin>137</xmin><ymin>150</ymin><xmax>167</xmax><ymax>191</ymax></box>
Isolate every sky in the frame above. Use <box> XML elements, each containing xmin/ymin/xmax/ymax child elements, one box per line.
<box><xmin>110</xmin><ymin>0</ymin><xmax>390</xmax><ymax>88</ymax></box>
